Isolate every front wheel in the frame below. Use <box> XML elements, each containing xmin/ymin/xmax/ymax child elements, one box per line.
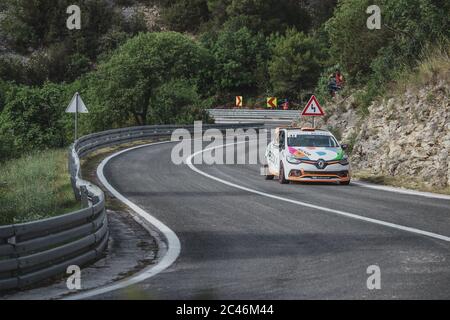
<box><xmin>279</xmin><ymin>162</ymin><xmax>289</xmax><ymax>184</ymax></box>
<box><xmin>340</xmin><ymin>180</ymin><xmax>351</xmax><ymax>185</ymax></box>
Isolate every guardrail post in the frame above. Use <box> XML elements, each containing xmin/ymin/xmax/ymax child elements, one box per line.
<box><xmin>91</xmin><ymin>195</ymin><xmax>99</xmax><ymax>206</ymax></box>
<box><xmin>80</xmin><ymin>185</ymin><xmax>89</xmax><ymax>207</ymax></box>
<box><xmin>8</xmin><ymin>227</ymin><xmax>20</xmax><ymax>285</ymax></box>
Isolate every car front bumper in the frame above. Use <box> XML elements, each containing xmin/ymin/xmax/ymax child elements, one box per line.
<box><xmin>284</xmin><ymin>162</ymin><xmax>351</xmax><ymax>183</ymax></box>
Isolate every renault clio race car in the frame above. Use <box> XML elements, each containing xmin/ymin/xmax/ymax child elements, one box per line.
<box><xmin>263</xmin><ymin>127</ymin><xmax>351</xmax><ymax>184</ymax></box>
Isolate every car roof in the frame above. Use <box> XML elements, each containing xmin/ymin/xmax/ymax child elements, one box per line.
<box><xmin>277</xmin><ymin>127</ymin><xmax>332</xmax><ymax>135</ymax></box>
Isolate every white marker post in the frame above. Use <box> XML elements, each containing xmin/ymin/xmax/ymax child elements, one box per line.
<box><xmin>66</xmin><ymin>92</ymin><xmax>89</xmax><ymax>141</ymax></box>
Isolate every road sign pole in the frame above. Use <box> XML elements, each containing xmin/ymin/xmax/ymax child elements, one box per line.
<box><xmin>75</xmin><ymin>93</ymin><xmax>78</xmax><ymax>141</ymax></box>
<box><xmin>66</xmin><ymin>92</ymin><xmax>88</xmax><ymax>142</ymax></box>
<box><xmin>301</xmin><ymin>95</ymin><xmax>324</xmax><ymax>128</ymax></box>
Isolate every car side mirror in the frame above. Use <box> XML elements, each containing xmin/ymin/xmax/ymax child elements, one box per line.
<box><xmin>341</xmin><ymin>144</ymin><xmax>349</xmax><ymax>151</ymax></box>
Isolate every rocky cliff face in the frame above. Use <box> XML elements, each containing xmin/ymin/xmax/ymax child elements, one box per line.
<box><xmin>297</xmin><ymin>79</ymin><xmax>450</xmax><ymax>189</ymax></box>
<box><xmin>352</xmin><ymin>80</ymin><xmax>450</xmax><ymax>188</ymax></box>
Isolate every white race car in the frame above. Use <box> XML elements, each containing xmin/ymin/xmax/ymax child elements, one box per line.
<box><xmin>264</xmin><ymin>127</ymin><xmax>351</xmax><ymax>185</ymax></box>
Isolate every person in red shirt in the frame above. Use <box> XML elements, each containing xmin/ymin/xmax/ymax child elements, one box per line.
<box><xmin>335</xmin><ymin>69</ymin><xmax>345</xmax><ymax>90</ymax></box>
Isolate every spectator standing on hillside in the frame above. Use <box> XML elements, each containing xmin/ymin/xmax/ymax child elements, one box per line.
<box><xmin>328</xmin><ymin>73</ymin><xmax>338</xmax><ymax>97</ymax></box>
<box><xmin>335</xmin><ymin>69</ymin><xmax>345</xmax><ymax>90</ymax></box>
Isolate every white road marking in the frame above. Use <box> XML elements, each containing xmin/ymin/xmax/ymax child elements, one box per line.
<box><xmin>66</xmin><ymin>137</ymin><xmax>450</xmax><ymax>299</ymax></box>
<box><xmin>352</xmin><ymin>181</ymin><xmax>450</xmax><ymax>200</ymax></box>
<box><xmin>186</xmin><ymin>142</ymin><xmax>450</xmax><ymax>243</ymax></box>
<box><xmin>65</xmin><ymin>141</ymin><xmax>181</xmax><ymax>300</ymax></box>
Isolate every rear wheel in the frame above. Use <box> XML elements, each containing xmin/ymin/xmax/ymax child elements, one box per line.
<box><xmin>279</xmin><ymin>162</ymin><xmax>289</xmax><ymax>184</ymax></box>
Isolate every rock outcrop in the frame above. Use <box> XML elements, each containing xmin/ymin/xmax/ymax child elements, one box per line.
<box><xmin>297</xmin><ymin>80</ymin><xmax>450</xmax><ymax>188</ymax></box>
<box><xmin>352</xmin><ymin>80</ymin><xmax>450</xmax><ymax>188</ymax></box>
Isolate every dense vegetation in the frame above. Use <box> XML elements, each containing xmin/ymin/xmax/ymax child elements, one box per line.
<box><xmin>0</xmin><ymin>0</ymin><xmax>448</xmax><ymax>161</ymax></box>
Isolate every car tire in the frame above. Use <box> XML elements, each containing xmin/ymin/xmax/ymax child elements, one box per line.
<box><xmin>279</xmin><ymin>162</ymin><xmax>289</xmax><ymax>184</ymax></box>
<box><xmin>340</xmin><ymin>180</ymin><xmax>351</xmax><ymax>185</ymax></box>
<box><xmin>265</xmin><ymin>174</ymin><xmax>274</xmax><ymax>180</ymax></box>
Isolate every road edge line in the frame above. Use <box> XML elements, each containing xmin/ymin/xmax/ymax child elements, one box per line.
<box><xmin>352</xmin><ymin>181</ymin><xmax>450</xmax><ymax>200</ymax></box>
<box><xmin>64</xmin><ymin>141</ymin><xmax>181</xmax><ymax>300</ymax></box>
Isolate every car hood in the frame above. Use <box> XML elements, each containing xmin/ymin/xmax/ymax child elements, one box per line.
<box><xmin>288</xmin><ymin>146</ymin><xmax>344</xmax><ymax>161</ymax></box>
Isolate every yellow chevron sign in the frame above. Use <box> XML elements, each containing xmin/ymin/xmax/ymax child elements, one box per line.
<box><xmin>236</xmin><ymin>96</ymin><xmax>243</xmax><ymax>108</ymax></box>
<box><xmin>267</xmin><ymin>97</ymin><xmax>277</xmax><ymax>108</ymax></box>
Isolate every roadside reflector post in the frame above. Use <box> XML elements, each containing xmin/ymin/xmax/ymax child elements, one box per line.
<box><xmin>301</xmin><ymin>95</ymin><xmax>325</xmax><ymax>129</ymax></box>
<box><xmin>75</xmin><ymin>92</ymin><xmax>78</xmax><ymax>140</ymax></box>
<box><xmin>66</xmin><ymin>92</ymin><xmax>89</xmax><ymax>142</ymax></box>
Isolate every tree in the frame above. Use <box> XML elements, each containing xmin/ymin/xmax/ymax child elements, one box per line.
<box><xmin>325</xmin><ymin>0</ymin><xmax>449</xmax><ymax>83</ymax></box>
<box><xmin>202</xmin><ymin>26</ymin><xmax>268</xmax><ymax>96</ymax></box>
<box><xmin>325</xmin><ymin>0</ymin><xmax>390</xmax><ymax>82</ymax></box>
<box><xmin>161</xmin><ymin>0</ymin><xmax>210</xmax><ymax>32</ymax></box>
<box><xmin>86</xmin><ymin>32</ymin><xmax>213</xmax><ymax>129</ymax></box>
<box><xmin>268</xmin><ymin>29</ymin><xmax>326</xmax><ymax>99</ymax></box>
<box><xmin>305</xmin><ymin>0</ymin><xmax>338</xmax><ymax>29</ymax></box>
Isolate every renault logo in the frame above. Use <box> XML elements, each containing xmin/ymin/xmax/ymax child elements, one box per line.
<box><xmin>316</xmin><ymin>159</ymin><xmax>326</xmax><ymax>169</ymax></box>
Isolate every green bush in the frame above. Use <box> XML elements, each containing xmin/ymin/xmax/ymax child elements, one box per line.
<box><xmin>148</xmin><ymin>80</ymin><xmax>212</xmax><ymax>125</ymax></box>
<box><xmin>327</xmin><ymin>0</ymin><xmax>449</xmax><ymax>82</ymax></box>
<box><xmin>0</xmin><ymin>56</ymin><xmax>27</xmax><ymax>84</ymax></box>
<box><xmin>268</xmin><ymin>29</ymin><xmax>326</xmax><ymax>100</ymax></box>
<box><xmin>0</xmin><ymin>80</ymin><xmax>10</xmax><ymax>113</ymax></box>
<box><xmin>325</xmin><ymin>0</ymin><xmax>449</xmax><ymax>108</ymax></box>
<box><xmin>0</xmin><ymin>82</ymin><xmax>70</xmax><ymax>157</ymax></box>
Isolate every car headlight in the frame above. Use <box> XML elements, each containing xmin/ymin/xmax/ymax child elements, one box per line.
<box><xmin>339</xmin><ymin>156</ymin><xmax>349</xmax><ymax>166</ymax></box>
<box><xmin>287</xmin><ymin>155</ymin><xmax>302</xmax><ymax>164</ymax></box>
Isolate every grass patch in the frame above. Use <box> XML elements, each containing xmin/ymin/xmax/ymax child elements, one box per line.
<box><xmin>0</xmin><ymin>149</ymin><xmax>80</xmax><ymax>225</ymax></box>
<box><xmin>390</xmin><ymin>42</ymin><xmax>450</xmax><ymax>94</ymax></box>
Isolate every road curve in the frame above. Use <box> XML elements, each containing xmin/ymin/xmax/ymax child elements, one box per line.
<box><xmin>98</xmin><ymin>140</ymin><xmax>450</xmax><ymax>299</ymax></box>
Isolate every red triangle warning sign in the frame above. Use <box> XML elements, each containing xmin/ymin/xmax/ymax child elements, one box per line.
<box><xmin>301</xmin><ymin>95</ymin><xmax>324</xmax><ymax>116</ymax></box>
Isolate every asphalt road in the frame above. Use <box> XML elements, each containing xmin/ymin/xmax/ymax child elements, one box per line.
<box><xmin>100</xmin><ymin>140</ymin><xmax>450</xmax><ymax>299</ymax></box>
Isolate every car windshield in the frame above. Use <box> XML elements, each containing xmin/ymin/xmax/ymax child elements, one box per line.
<box><xmin>287</xmin><ymin>134</ymin><xmax>338</xmax><ymax>147</ymax></box>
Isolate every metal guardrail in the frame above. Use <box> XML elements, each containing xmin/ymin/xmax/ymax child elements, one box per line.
<box><xmin>0</xmin><ymin>122</ymin><xmax>263</xmax><ymax>292</ymax></box>
<box><xmin>208</xmin><ymin>109</ymin><xmax>301</xmax><ymax>123</ymax></box>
